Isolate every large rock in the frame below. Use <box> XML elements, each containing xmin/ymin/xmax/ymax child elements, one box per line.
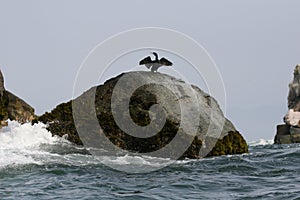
<box><xmin>0</xmin><ymin>69</ymin><xmax>35</xmax><ymax>127</ymax></box>
<box><xmin>37</xmin><ymin>71</ymin><xmax>248</xmax><ymax>159</ymax></box>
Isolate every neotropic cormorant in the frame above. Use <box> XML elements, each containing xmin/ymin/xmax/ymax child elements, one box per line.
<box><xmin>139</xmin><ymin>52</ymin><xmax>173</xmax><ymax>72</ymax></box>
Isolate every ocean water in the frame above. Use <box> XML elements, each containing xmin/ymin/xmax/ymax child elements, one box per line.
<box><xmin>1</xmin><ymin>121</ymin><xmax>300</xmax><ymax>200</ymax></box>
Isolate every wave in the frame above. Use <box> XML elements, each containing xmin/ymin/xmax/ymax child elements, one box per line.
<box><xmin>248</xmin><ymin>138</ymin><xmax>274</xmax><ymax>147</ymax></box>
<box><xmin>0</xmin><ymin>120</ymin><xmax>61</xmax><ymax>149</ymax></box>
<box><xmin>0</xmin><ymin>121</ymin><xmax>174</xmax><ymax>172</ymax></box>
<box><xmin>0</xmin><ymin>121</ymin><xmax>66</xmax><ymax>168</ymax></box>
<box><xmin>0</xmin><ymin>121</ymin><xmax>281</xmax><ymax>173</ymax></box>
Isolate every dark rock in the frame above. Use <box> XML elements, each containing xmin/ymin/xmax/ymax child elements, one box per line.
<box><xmin>275</xmin><ymin>134</ymin><xmax>292</xmax><ymax>144</ymax></box>
<box><xmin>290</xmin><ymin>126</ymin><xmax>300</xmax><ymax>135</ymax></box>
<box><xmin>274</xmin><ymin>125</ymin><xmax>300</xmax><ymax>144</ymax></box>
<box><xmin>37</xmin><ymin>101</ymin><xmax>81</xmax><ymax>144</ymax></box>
<box><xmin>291</xmin><ymin>135</ymin><xmax>300</xmax><ymax>143</ymax></box>
<box><xmin>38</xmin><ymin>71</ymin><xmax>248</xmax><ymax>159</ymax></box>
<box><xmin>0</xmin><ymin>69</ymin><xmax>35</xmax><ymax>127</ymax></box>
<box><xmin>276</xmin><ymin>124</ymin><xmax>290</xmax><ymax>135</ymax></box>
<box><xmin>206</xmin><ymin>131</ymin><xmax>248</xmax><ymax>157</ymax></box>
<box><xmin>0</xmin><ymin>91</ymin><xmax>9</xmax><ymax>123</ymax></box>
<box><xmin>289</xmin><ymin>127</ymin><xmax>300</xmax><ymax>143</ymax></box>
<box><xmin>6</xmin><ymin>91</ymin><xmax>35</xmax><ymax>123</ymax></box>
<box><xmin>0</xmin><ymin>70</ymin><xmax>4</xmax><ymax>97</ymax></box>
<box><xmin>274</xmin><ymin>124</ymin><xmax>290</xmax><ymax>144</ymax></box>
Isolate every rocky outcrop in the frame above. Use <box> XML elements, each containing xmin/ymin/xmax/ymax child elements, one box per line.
<box><xmin>0</xmin><ymin>69</ymin><xmax>35</xmax><ymax>127</ymax></box>
<box><xmin>0</xmin><ymin>69</ymin><xmax>4</xmax><ymax>97</ymax></box>
<box><xmin>275</xmin><ymin>64</ymin><xmax>300</xmax><ymax>144</ymax></box>
<box><xmin>288</xmin><ymin>64</ymin><xmax>300</xmax><ymax>110</ymax></box>
<box><xmin>37</xmin><ymin>71</ymin><xmax>248</xmax><ymax>159</ymax></box>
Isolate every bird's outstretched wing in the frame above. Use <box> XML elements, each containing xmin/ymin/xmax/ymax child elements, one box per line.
<box><xmin>139</xmin><ymin>56</ymin><xmax>152</xmax><ymax>65</ymax></box>
<box><xmin>159</xmin><ymin>57</ymin><xmax>173</xmax><ymax>66</ymax></box>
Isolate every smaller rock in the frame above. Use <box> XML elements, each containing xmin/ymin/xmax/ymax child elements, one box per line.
<box><xmin>6</xmin><ymin>91</ymin><xmax>35</xmax><ymax>123</ymax></box>
<box><xmin>0</xmin><ymin>69</ymin><xmax>35</xmax><ymax>127</ymax></box>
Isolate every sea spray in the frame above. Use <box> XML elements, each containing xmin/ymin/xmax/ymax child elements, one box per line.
<box><xmin>0</xmin><ymin>121</ymin><xmax>62</xmax><ymax>168</ymax></box>
<box><xmin>248</xmin><ymin>139</ymin><xmax>274</xmax><ymax>147</ymax></box>
<box><xmin>0</xmin><ymin>121</ymin><xmax>173</xmax><ymax>170</ymax></box>
<box><xmin>0</xmin><ymin>121</ymin><xmax>59</xmax><ymax>149</ymax></box>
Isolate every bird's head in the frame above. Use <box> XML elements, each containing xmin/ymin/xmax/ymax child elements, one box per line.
<box><xmin>152</xmin><ymin>52</ymin><xmax>158</xmax><ymax>57</ymax></box>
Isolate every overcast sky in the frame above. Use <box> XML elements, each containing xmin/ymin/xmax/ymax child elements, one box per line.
<box><xmin>0</xmin><ymin>0</ymin><xmax>299</xmax><ymax>141</ymax></box>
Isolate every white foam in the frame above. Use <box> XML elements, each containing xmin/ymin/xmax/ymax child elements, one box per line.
<box><xmin>248</xmin><ymin>139</ymin><xmax>274</xmax><ymax>147</ymax></box>
<box><xmin>0</xmin><ymin>121</ymin><xmax>59</xmax><ymax>149</ymax></box>
<box><xmin>0</xmin><ymin>120</ymin><xmax>61</xmax><ymax>168</ymax></box>
<box><xmin>95</xmin><ymin>154</ymin><xmax>175</xmax><ymax>173</ymax></box>
<box><xmin>0</xmin><ymin>121</ymin><xmax>176</xmax><ymax>171</ymax></box>
<box><xmin>99</xmin><ymin>154</ymin><xmax>172</xmax><ymax>166</ymax></box>
<box><xmin>3</xmin><ymin>120</ymin><xmax>266</xmax><ymax>172</ymax></box>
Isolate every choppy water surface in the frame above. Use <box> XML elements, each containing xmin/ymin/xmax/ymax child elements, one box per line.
<box><xmin>1</xmin><ymin>121</ymin><xmax>300</xmax><ymax>199</ymax></box>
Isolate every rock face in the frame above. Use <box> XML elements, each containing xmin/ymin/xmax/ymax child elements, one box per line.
<box><xmin>0</xmin><ymin>69</ymin><xmax>35</xmax><ymax>127</ymax></box>
<box><xmin>37</xmin><ymin>71</ymin><xmax>248</xmax><ymax>159</ymax></box>
<box><xmin>275</xmin><ymin>65</ymin><xmax>300</xmax><ymax>144</ymax></box>
<box><xmin>288</xmin><ymin>64</ymin><xmax>300</xmax><ymax>110</ymax></box>
<box><xmin>0</xmin><ymin>69</ymin><xmax>4</xmax><ymax>96</ymax></box>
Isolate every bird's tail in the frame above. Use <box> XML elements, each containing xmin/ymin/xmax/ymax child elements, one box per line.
<box><xmin>145</xmin><ymin>64</ymin><xmax>151</xmax><ymax>69</ymax></box>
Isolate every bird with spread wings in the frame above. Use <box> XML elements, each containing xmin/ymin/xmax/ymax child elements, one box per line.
<box><xmin>139</xmin><ymin>52</ymin><xmax>173</xmax><ymax>72</ymax></box>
